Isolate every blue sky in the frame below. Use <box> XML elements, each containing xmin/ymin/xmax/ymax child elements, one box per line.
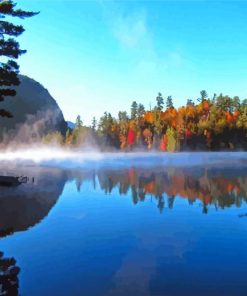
<box><xmin>15</xmin><ymin>0</ymin><xmax>247</xmax><ymax>124</ymax></box>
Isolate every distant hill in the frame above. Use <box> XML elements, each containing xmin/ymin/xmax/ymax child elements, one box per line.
<box><xmin>0</xmin><ymin>75</ymin><xmax>67</xmax><ymax>143</ymax></box>
<box><xmin>67</xmin><ymin>121</ymin><xmax>75</xmax><ymax>129</ymax></box>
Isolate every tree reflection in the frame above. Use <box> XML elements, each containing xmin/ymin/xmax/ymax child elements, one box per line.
<box><xmin>76</xmin><ymin>166</ymin><xmax>247</xmax><ymax>214</ymax></box>
<box><xmin>0</xmin><ymin>252</ymin><xmax>20</xmax><ymax>296</ymax></box>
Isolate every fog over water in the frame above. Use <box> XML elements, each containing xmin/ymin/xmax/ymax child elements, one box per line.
<box><xmin>1</xmin><ymin>149</ymin><xmax>247</xmax><ymax>169</ymax></box>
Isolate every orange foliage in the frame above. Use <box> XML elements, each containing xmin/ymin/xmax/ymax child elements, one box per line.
<box><xmin>233</xmin><ymin>110</ymin><xmax>240</xmax><ymax>118</ymax></box>
<box><xmin>144</xmin><ymin>112</ymin><xmax>154</xmax><ymax>124</ymax></box>
<box><xmin>227</xmin><ymin>182</ymin><xmax>234</xmax><ymax>193</ymax></box>
<box><xmin>203</xmin><ymin>100</ymin><xmax>209</xmax><ymax>111</ymax></box>
<box><xmin>144</xmin><ymin>181</ymin><xmax>155</xmax><ymax>194</ymax></box>
<box><xmin>225</xmin><ymin>111</ymin><xmax>234</xmax><ymax>124</ymax></box>
<box><xmin>143</xmin><ymin>128</ymin><xmax>152</xmax><ymax>139</ymax></box>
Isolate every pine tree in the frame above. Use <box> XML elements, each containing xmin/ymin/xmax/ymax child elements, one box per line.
<box><xmin>0</xmin><ymin>0</ymin><xmax>38</xmax><ymax>117</ymax></box>
<box><xmin>91</xmin><ymin>116</ymin><xmax>97</xmax><ymax>131</ymax></box>
<box><xmin>166</xmin><ymin>95</ymin><xmax>173</xmax><ymax>109</ymax></box>
<box><xmin>198</xmin><ymin>90</ymin><xmax>208</xmax><ymax>102</ymax></box>
<box><xmin>137</xmin><ymin>103</ymin><xmax>145</xmax><ymax>117</ymax></box>
<box><xmin>130</xmin><ymin>101</ymin><xmax>138</xmax><ymax>119</ymax></box>
<box><xmin>186</xmin><ymin>99</ymin><xmax>194</xmax><ymax>106</ymax></box>
<box><xmin>156</xmin><ymin>92</ymin><xmax>164</xmax><ymax>110</ymax></box>
<box><xmin>75</xmin><ymin>115</ymin><xmax>83</xmax><ymax>129</ymax></box>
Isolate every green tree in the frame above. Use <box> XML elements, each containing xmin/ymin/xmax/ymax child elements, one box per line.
<box><xmin>166</xmin><ymin>95</ymin><xmax>173</xmax><ymax>109</ymax></box>
<box><xmin>216</xmin><ymin>94</ymin><xmax>232</xmax><ymax>112</ymax></box>
<box><xmin>186</xmin><ymin>99</ymin><xmax>194</xmax><ymax>106</ymax></box>
<box><xmin>212</xmin><ymin>93</ymin><xmax>217</xmax><ymax>104</ymax></box>
<box><xmin>130</xmin><ymin>101</ymin><xmax>138</xmax><ymax>119</ymax></box>
<box><xmin>118</xmin><ymin>111</ymin><xmax>128</xmax><ymax>121</ymax></box>
<box><xmin>241</xmin><ymin>99</ymin><xmax>247</xmax><ymax>108</ymax></box>
<box><xmin>198</xmin><ymin>90</ymin><xmax>208</xmax><ymax>102</ymax></box>
<box><xmin>156</xmin><ymin>92</ymin><xmax>164</xmax><ymax>110</ymax></box>
<box><xmin>232</xmin><ymin>96</ymin><xmax>240</xmax><ymax>111</ymax></box>
<box><xmin>98</xmin><ymin>112</ymin><xmax>114</xmax><ymax>134</ymax></box>
<box><xmin>137</xmin><ymin>103</ymin><xmax>145</xmax><ymax>117</ymax></box>
<box><xmin>91</xmin><ymin>116</ymin><xmax>97</xmax><ymax>131</ymax></box>
<box><xmin>75</xmin><ymin>115</ymin><xmax>83</xmax><ymax>128</ymax></box>
<box><xmin>118</xmin><ymin>111</ymin><xmax>128</xmax><ymax>135</ymax></box>
<box><xmin>0</xmin><ymin>0</ymin><xmax>38</xmax><ymax>117</ymax></box>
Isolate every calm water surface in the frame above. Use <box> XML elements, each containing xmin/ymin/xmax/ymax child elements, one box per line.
<box><xmin>1</xmin><ymin>153</ymin><xmax>247</xmax><ymax>296</ymax></box>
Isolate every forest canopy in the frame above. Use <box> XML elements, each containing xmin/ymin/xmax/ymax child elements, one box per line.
<box><xmin>45</xmin><ymin>91</ymin><xmax>247</xmax><ymax>152</ymax></box>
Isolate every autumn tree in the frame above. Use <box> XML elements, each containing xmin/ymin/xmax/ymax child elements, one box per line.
<box><xmin>118</xmin><ymin>111</ymin><xmax>129</xmax><ymax>149</ymax></box>
<box><xmin>0</xmin><ymin>0</ymin><xmax>38</xmax><ymax>117</ymax></box>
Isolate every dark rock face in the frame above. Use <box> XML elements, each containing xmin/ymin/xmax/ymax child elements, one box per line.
<box><xmin>0</xmin><ymin>75</ymin><xmax>67</xmax><ymax>142</ymax></box>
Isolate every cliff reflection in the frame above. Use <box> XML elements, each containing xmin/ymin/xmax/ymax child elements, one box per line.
<box><xmin>0</xmin><ymin>166</ymin><xmax>70</xmax><ymax>296</ymax></box>
<box><xmin>92</xmin><ymin>166</ymin><xmax>247</xmax><ymax>213</ymax></box>
<box><xmin>0</xmin><ymin>166</ymin><xmax>68</xmax><ymax>237</ymax></box>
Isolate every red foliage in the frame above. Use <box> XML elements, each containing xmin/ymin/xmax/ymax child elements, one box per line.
<box><xmin>127</xmin><ymin>129</ymin><xmax>136</xmax><ymax>145</ymax></box>
<box><xmin>160</xmin><ymin>134</ymin><xmax>168</xmax><ymax>151</ymax></box>
<box><xmin>185</xmin><ymin>128</ymin><xmax>192</xmax><ymax>139</ymax></box>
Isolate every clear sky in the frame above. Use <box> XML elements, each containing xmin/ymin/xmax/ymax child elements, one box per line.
<box><xmin>15</xmin><ymin>0</ymin><xmax>247</xmax><ymax>125</ymax></box>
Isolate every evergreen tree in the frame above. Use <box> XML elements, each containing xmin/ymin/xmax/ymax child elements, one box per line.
<box><xmin>232</xmin><ymin>96</ymin><xmax>240</xmax><ymax>111</ymax></box>
<box><xmin>75</xmin><ymin>115</ymin><xmax>83</xmax><ymax>128</ymax></box>
<box><xmin>212</xmin><ymin>93</ymin><xmax>217</xmax><ymax>104</ymax></box>
<box><xmin>91</xmin><ymin>116</ymin><xmax>97</xmax><ymax>131</ymax></box>
<box><xmin>156</xmin><ymin>92</ymin><xmax>164</xmax><ymax>110</ymax></box>
<box><xmin>198</xmin><ymin>90</ymin><xmax>208</xmax><ymax>102</ymax></box>
<box><xmin>137</xmin><ymin>103</ymin><xmax>145</xmax><ymax>117</ymax></box>
<box><xmin>242</xmin><ymin>99</ymin><xmax>247</xmax><ymax>108</ymax></box>
<box><xmin>130</xmin><ymin>101</ymin><xmax>138</xmax><ymax>119</ymax></box>
<box><xmin>0</xmin><ymin>0</ymin><xmax>38</xmax><ymax>117</ymax></box>
<box><xmin>118</xmin><ymin>111</ymin><xmax>128</xmax><ymax>121</ymax></box>
<box><xmin>166</xmin><ymin>95</ymin><xmax>173</xmax><ymax>109</ymax></box>
<box><xmin>186</xmin><ymin>99</ymin><xmax>194</xmax><ymax>106</ymax></box>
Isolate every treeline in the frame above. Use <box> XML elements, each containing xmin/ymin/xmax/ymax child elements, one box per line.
<box><xmin>44</xmin><ymin>91</ymin><xmax>247</xmax><ymax>151</ymax></box>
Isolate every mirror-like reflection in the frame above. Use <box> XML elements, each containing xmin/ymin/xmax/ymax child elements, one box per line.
<box><xmin>76</xmin><ymin>166</ymin><xmax>247</xmax><ymax>214</ymax></box>
<box><xmin>0</xmin><ymin>167</ymin><xmax>67</xmax><ymax>237</ymax></box>
<box><xmin>0</xmin><ymin>252</ymin><xmax>20</xmax><ymax>296</ymax></box>
<box><xmin>1</xmin><ymin>164</ymin><xmax>247</xmax><ymax>237</ymax></box>
<box><xmin>1</xmin><ymin>158</ymin><xmax>247</xmax><ymax>296</ymax></box>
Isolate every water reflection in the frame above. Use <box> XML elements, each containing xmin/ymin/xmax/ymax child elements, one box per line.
<box><xmin>1</xmin><ymin>164</ymin><xmax>246</xmax><ymax>235</ymax></box>
<box><xmin>0</xmin><ymin>166</ymin><xmax>68</xmax><ymax>296</ymax></box>
<box><xmin>0</xmin><ymin>161</ymin><xmax>247</xmax><ymax>296</ymax></box>
<box><xmin>85</xmin><ymin>166</ymin><xmax>247</xmax><ymax>214</ymax></box>
<box><xmin>0</xmin><ymin>252</ymin><xmax>20</xmax><ymax>296</ymax></box>
<box><xmin>0</xmin><ymin>167</ymin><xmax>68</xmax><ymax>237</ymax></box>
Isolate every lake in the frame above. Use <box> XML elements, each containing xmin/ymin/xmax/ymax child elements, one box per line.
<box><xmin>1</xmin><ymin>152</ymin><xmax>247</xmax><ymax>296</ymax></box>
